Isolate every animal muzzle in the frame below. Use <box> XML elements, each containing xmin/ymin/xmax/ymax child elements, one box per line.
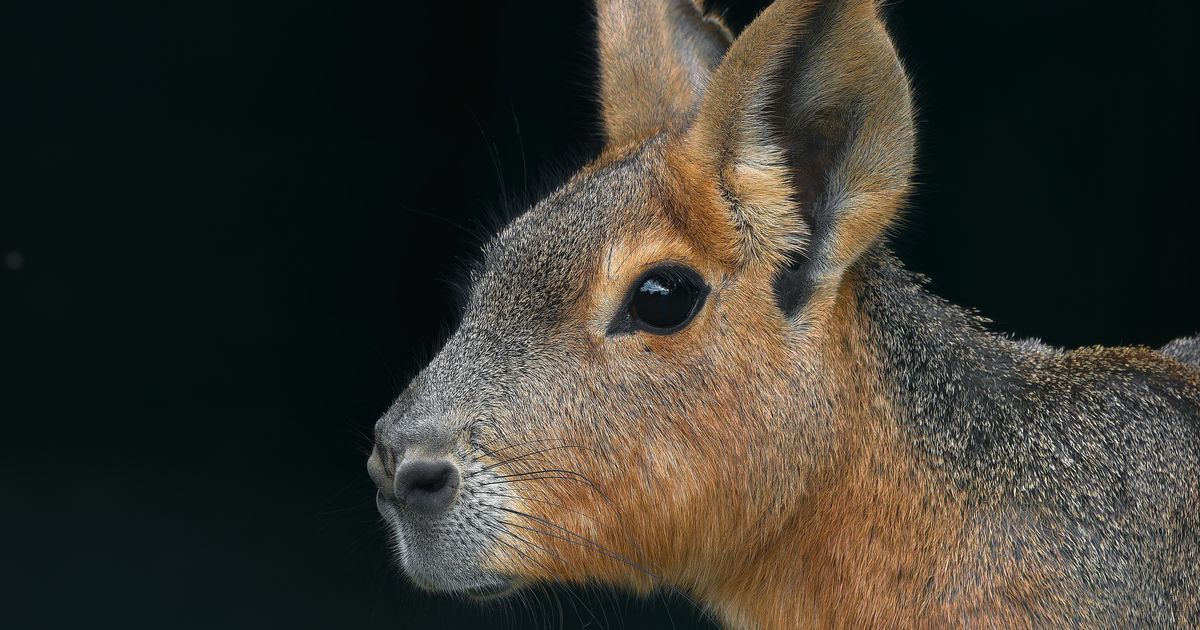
<box><xmin>369</xmin><ymin>445</ymin><xmax>462</xmax><ymax>515</ymax></box>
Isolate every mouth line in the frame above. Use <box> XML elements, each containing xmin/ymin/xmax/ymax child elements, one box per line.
<box><xmin>461</xmin><ymin>576</ymin><xmax>519</xmax><ymax>601</ymax></box>
<box><xmin>404</xmin><ymin>566</ymin><xmax>518</xmax><ymax>600</ymax></box>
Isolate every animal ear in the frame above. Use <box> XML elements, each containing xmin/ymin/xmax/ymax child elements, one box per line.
<box><xmin>682</xmin><ymin>0</ymin><xmax>915</xmax><ymax>312</ymax></box>
<box><xmin>595</xmin><ymin>0</ymin><xmax>733</xmax><ymax>146</ymax></box>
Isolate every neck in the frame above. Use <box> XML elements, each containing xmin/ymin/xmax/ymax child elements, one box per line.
<box><xmin>708</xmin><ymin>248</ymin><xmax>1030</xmax><ymax>628</ymax></box>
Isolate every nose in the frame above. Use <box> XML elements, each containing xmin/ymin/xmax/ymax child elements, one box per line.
<box><xmin>392</xmin><ymin>457</ymin><xmax>460</xmax><ymax>514</ymax></box>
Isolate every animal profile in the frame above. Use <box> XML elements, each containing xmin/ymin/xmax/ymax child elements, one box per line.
<box><xmin>369</xmin><ymin>0</ymin><xmax>1200</xmax><ymax>626</ymax></box>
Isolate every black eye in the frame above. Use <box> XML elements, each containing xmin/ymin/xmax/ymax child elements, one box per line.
<box><xmin>621</xmin><ymin>265</ymin><xmax>708</xmax><ymax>334</ymax></box>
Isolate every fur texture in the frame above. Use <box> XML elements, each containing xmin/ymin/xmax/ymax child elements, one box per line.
<box><xmin>370</xmin><ymin>0</ymin><xmax>1200</xmax><ymax>627</ymax></box>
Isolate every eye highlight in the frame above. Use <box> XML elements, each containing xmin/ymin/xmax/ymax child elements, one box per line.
<box><xmin>608</xmin><ymin>264</ymin><xmax>709</xmax><ymax>335</ymax></box>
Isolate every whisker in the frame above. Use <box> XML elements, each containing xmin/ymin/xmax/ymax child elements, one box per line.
<box><xmin>474</xmin><ymin>490</ymin><xmax>606</xmax><ymax>528</ymax></box>
<box><xmin>488</xmin><ymin>468</ymin><xmax>594</xmax><ymax>482</ymax></box>
<box><xmin>464</xmin><ymin>433</ymin><xmax>712</xmax><ymax>622</ymax></box>
<box><xmin>498</xmin><ymin>519</ymin><xmax>653</xmax><ymax>585</ymax></box>
<box><xmin>467</xmin><ymin>444</ymin><xmax>599</xmax><ymax>478</ymax></box>
<box><xmin>477</xmin><ymin>475</ymin><xmax>608</xmax><ymax>499</ymax></box>
<box><xmin>475</xmin><ymin>519</ymin><xmax>607</xmax><ymax>630</ymax></box>
<box><xmin>490</xmin><ymin>469</ymin><xmax>615</xmax><ymax>505</ymax></box>
<box><xmin>475</xmin><ymin>437</ymin><xmax>579</xmax><ymax>460</ymax></box>
<box><xmin>496</xmin><ymin>517</ymin><xmax>706</xmax><ymax>615</ymax></box>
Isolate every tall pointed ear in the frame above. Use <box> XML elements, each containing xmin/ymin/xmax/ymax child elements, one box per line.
<box><xmin>595</xmin><ymin>0</ymin><xmax>732</xmax><ymax>146</ymax></box>
<box><xmin>682</xmin><ymin>0</ymin><xmax>915</xmax><ymax>311</ymax></box>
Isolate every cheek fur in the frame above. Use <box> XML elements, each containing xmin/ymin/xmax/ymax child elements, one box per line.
<box><xmin>481</xmin><ymin>273</ymin><xmax>814</xmax><ymax>589</ymax></box>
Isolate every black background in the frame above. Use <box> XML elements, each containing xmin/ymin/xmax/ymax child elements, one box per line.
<box><xmin>3</xmin><ymin>1</ymin><xmax>1199</xmax><ymax>628</ymax></box>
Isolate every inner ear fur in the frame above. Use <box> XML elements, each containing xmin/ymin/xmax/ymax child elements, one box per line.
<box><xmin>681</xmin><ymin>0</ymin><xmax>915</xmax><ymax>297</ymax></box>
<box><xmin>595</xmin><ymin>0</ymin><xmax>733</xmax><ymax>146</ymax></box>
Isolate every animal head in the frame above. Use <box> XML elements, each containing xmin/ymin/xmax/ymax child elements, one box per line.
<box><xmin>370</xmin><ymin>0</ymin><xmax>914</xmax><ymax>605</ymax></box>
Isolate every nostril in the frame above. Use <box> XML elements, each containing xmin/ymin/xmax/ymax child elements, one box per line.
<box><xmin>393</xmin><ymin>458</ymin><xmax>460</xmax><ymax>514</ymax></box>
<box><xmin>367</xmin><ymin>447</ymin><xmax>397</xmax><ymax>494</ymax></box>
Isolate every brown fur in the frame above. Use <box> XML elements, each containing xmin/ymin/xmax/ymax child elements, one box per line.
<box><xmin>483</xmin><ymin>253</ymin><xmax>1070</xmax><ymax>627</ymax></box>
<box><xmin>372</xmin><ymin>0</ymin><xmax>1200</xmax><ymax>627</ymax></box>
<box><xmin>596</xmin><ymin>0</ymin><xmax>733</xmax><ymax>145</ymax></box>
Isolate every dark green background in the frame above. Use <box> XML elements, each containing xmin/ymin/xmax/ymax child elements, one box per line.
<box><xmin>3</xmin><ymin>0</ymin><xmax>1198</xmax><ymax>627</ymax></box>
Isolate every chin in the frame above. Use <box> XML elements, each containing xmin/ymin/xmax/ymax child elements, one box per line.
<box><xmin>378</xmin><ymin>495</ymin><xmax>517</xmax><ymax>599</ymax></box>
<box><xmin>400</xmin><ymin>555</ymin><xmax>517</xmax><ymax>600</ymax></box>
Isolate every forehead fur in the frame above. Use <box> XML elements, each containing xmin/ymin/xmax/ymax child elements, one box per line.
<box><xmin>468</xmin><ymin>145</ymin><xmax>669</xmax><ymax>327</ymax></box>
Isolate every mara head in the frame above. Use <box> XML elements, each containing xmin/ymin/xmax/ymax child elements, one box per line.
<box><xmin>370</xmin><ymin>0</ymin><xmax>914</xmax><ymax>607</ymax></box>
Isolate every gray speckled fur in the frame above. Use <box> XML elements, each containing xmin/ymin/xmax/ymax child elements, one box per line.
<box><xmin>1162</xmin><ymin>336</ymin><xmax>1200</xmax><ymax>368</ymax></box>
<box><xmin>373</xmin><ymin>152</ymin><xmax>653</xmax><ymax>593</ymax></box>
<box><xmin>857</xmin><ymin>248</ymin><xmax>1200</xmax><ymax>625</ymax></box>
<box><xmin>369</xmin><ymin>0</ymin><xmax>1200</xmax><ymax>622</ymax></box>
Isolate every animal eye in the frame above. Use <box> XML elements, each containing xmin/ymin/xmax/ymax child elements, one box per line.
<box><xmin>625</xmin><ymin>265</ymin><xmax>708</xmax><ymax>334</ymax></box>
